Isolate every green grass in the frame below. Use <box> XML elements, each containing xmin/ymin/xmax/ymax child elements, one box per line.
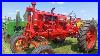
<box><xmin>2</xmin><ymin>37</ymin><xmax>98</xmax><ymax>54</ymax></box>
<box><xmin>2</xmin><ymin>38</ymin><xmax>12</xmax><ymax>54</ymax></box>
<box><xmin>51</xmin><ymin>38</ymin><xmax>98</xmax><ymax>54</ymax></box>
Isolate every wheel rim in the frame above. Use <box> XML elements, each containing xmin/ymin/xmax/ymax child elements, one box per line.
<box><xmin>86</xmin><ymin>26</ymin><xmax>96</xmax><ymax>49</ymax></box>
<box><xmin>14</xmin><ymin>36</ymin><xmax>27</xmax><ymax>53</ymax></box>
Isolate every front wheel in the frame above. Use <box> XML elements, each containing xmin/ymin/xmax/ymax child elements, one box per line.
<box><xmin>32</xmin><ymin>45</ymin><xmax>54</xmax><ymax>54</ymax></box>
<box><xmin>10</xmin><ymin>35</ymin><xmax>28</xmax><ymax>53</ymax></box>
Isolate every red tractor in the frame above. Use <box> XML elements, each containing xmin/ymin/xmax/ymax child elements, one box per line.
<box><xmin>10</xmin><ymin>2</ymin><xmax>97</xmax><ymax>54</ymax></box>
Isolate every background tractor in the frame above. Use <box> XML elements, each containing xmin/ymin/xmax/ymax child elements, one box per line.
<box><xmin>3</xmin><ymin>2</ymin><xmax>97</xmax><ymax>54</ymax></box>
<box><xmin>2</xmin><ymin>11</ymin><xmax>27</xmax><ymax>43</ymax></box>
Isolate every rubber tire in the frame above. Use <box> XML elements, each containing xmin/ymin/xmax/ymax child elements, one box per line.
<box><xmin>32</xmin><ymin>45</ymin><xmax>54</xmax><ymax>54</ymax></box>
<box><xmin>3</xmin><ymin>32</ymin><xmax>11</xmax><ymax>43</ymax></box>
<box><xmin>77</xmin><ymin>20</ymin><xmax>97</xmax><ymax>52</ymax></box>
<box><xmin>10</xmin><ymin>33</ymin><xmax>25</xmax><ymax>53</ymax></box>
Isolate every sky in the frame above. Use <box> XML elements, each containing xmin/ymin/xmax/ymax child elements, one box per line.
<box><xmin>2</xmin><ymin>2</ymin><xmax>98</xmax><ymax>21</ymax></box>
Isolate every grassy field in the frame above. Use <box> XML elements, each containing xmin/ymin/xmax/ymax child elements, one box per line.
<box><xmin>2</xmin><ymin>37</ymin><xmax>98</xmax><ymax>54</ymax></box>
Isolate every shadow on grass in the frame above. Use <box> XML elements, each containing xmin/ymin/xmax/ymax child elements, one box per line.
<box><xmin>49</xmin><ymin>39</ymin><xmax>74</xmax><ymax>49</ymax></box>
<box><xmin>25</xmin><ymin>47</ymin><xmax>35</xmax><ymax>54</ymax></box>
<box><xmin>71</xmin><ymin>43</ymin><xmax>98</xmax><ymax>54</ymax></box>
<box><xmin>49</xmin><ymin>39</ymin><xmax>98</xmax><ymax>54</ymax></box>
<box><xmin>89</xmin><ymin>49</ymin><xmax>98</xmax><ymax>54</ymax></box>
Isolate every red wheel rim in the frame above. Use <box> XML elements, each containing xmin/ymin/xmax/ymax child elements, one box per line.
<box><xmin>14</xmin><ymin>36</ymin><xmax>27</xmax><ymax>53</ymax></box>
<box><xmin>86</xmin><ymin>26</ymin><xmax>96</xmax><ymax>49</ymax></box>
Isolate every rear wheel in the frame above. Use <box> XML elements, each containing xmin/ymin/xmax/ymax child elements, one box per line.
<box><xmin>77</xmin><ymin>20</ymin><xmax>97</xmax><ymax>52</ymax></box>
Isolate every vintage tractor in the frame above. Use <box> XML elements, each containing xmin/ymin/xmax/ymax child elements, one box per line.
<box><xmin>2</xmin><ymin>11</ymin><xmax>27</xmax><ymax>43</ymax></box>
<box><xmin>10</xmin><ymin>2</ymin><xmax>97</xmax><ymax>54</ymax></box>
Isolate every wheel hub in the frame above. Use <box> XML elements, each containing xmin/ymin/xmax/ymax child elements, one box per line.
<box><xmin>14</xmin><ymin>36</ymin><xmax>27</xmax><ymax>53</ymax></box>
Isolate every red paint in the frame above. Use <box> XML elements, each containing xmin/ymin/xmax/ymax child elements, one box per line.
<box><xmin>22</xmin><ymin>2</ymin><xmax>81</xmax><ymax>48</ymax></box>
<box><xmin>86</xmin><ymin>28</ymin><xmax>96</xmax><ymax>49</ymax></box>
